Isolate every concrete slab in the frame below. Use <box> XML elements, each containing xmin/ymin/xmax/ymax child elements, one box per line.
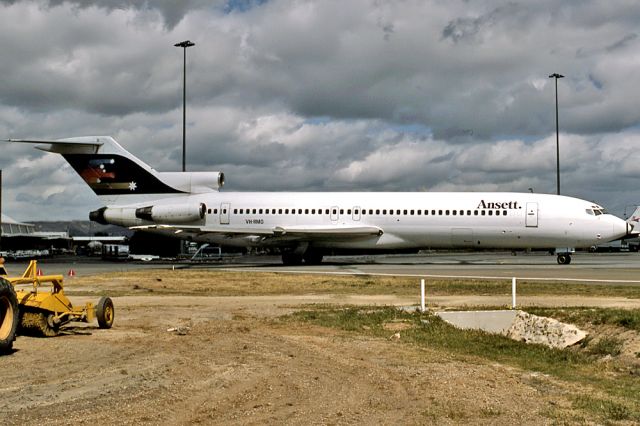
<box><xmin>435</xmin><ymin>310</ymin><xmax>518</xmax><ymax>333</ymax></box>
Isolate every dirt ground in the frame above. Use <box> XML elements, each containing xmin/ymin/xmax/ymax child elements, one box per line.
<box><xmin>1</xmin><ymin>270</ymin><xmax>639</xmax><ymax>425</ymax></box>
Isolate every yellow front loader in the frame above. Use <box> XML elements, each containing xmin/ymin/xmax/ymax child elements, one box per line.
<box><xmin>0</xmin><ymin>260</ymin><xmax>114</xmax><ymax>344</ymax></box>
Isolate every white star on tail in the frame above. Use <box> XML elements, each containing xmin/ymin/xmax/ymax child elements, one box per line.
<box><xmin>129</xmin><ymin>181</ymin><xmax>137</xmax><ymax>191</ymax></box>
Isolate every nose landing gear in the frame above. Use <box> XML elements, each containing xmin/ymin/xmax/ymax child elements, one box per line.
<box><xmin>555</xmin><ymin>248</ymin><xmax>574</xmax><ymax>265</ymax></box>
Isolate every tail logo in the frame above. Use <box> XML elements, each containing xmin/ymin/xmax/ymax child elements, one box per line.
<box><xmin>63</xmin><ymin>153</ymin><xmax>183</xmax><ymax>195</ymax></box>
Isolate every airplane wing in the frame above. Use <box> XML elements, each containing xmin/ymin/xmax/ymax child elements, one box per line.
<box><xmin>130</xmin><ymin>224</ymin><xmax>383</xmax><ymax>240</ymax></box>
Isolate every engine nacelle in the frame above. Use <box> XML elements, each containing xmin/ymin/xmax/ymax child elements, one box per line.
<box><xmin>90</xmin><ymin>206</ymin><xmax>139</xmax><ymax>226</ymax></box>
<box><xmin>156</xmin><ymin>171</ymin><xmax>225</xmax><ymax>193</ymax></box>
<box><xmin>135</xmin><ymin>203</ymin><xmax>206</xmax><ymax>223</ymax></box>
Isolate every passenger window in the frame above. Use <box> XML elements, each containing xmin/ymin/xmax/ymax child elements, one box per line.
<box><xmin>438</xmin><ymin>210</ymin><xmax>442</xmax><ymax>215</ymax></box>
<box><xmin>214</xmin><ymin>209</ymin><xmax>218</xmax><ymax>214</ymax></box>
<box><xmin>481</xmin><ymin>211</ymin><xmax>485</xmax><ymax>216</ymax></box>
<box><xmin>369</xmin><ymin>209</ymin><xmax>374</xmax><ymax>214</ymax></box>
<box><xmin>305</xmin><ymin>209</ymin><xmax>309</xmax><ymax>214</ymax></box>
<box><xmin>233</xmin><ymin>209</ymin><xmax>238</xmax><ymax>214</ymax></box>
<box><xmin>452</xmin><ymin>210</ymin><xmax>457</xmax><ymax>216</ymax></box>
<box><xmin>326</xmin><ymin>209</ymin><xmax>330</xmax><ymax>214</ymax></box>
<box><xmin>376</xmin><ymin>209</ymin><xmax>380</xmax><ymax>215</ymax></box>
<box><xmin>333</xmin><ymin>209</ymin><xmax>337</xmax><ymax>215</ymax></box>
<box><xmin>311</xmin><ymin>209</ymin><xmax>315</xmax><ymax>214</ymax></box>
<box><xmin>347</xmin><ymin>209</ymin><xmax>352</xmax><ymax>215</ymax></box>
<box><xmin>467</xmin><ymin>210</ymin><xmax>471</xmax><ymax>215</ymax></box>
<box><xmin>474</xmin><ymin>211</ymin><xmax>478</xmax><ymax>216</ymax></box>
<box><xmin>340</xmin><ymin>209</ymin><xmax>344</xmax><ymax>214</ymax></box>
<box><xmin>207</xmin><ymin>208</ymin><xmax>212</xmax><ymax>214</ymax></box>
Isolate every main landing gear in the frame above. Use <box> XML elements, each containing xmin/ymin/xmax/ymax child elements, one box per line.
<box><xmin>281</xmin><ymin>251</ymin><xmax>324</xmax><ymax>265</ymax></box>
<box><xmin>556</xmin><ymin>253</ymin><xmax>572</xmax><ymax>265</ymax></box>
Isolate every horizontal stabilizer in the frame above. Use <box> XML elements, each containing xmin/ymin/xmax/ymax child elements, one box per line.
<box><xmin>7</xmin><ymin>137</ymin><xmax>105</xmax><ymax>154</ymax></box>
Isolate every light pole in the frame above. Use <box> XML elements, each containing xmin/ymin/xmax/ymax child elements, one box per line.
<box><xmin>174</xmin><ymin>40</ymin><xmax>195</xmax><ymax>172</ymax></box>
<box><xmin>549</xmin><ymin>73</ymin><xmax>564</xmax><ymax>195</ymax></box>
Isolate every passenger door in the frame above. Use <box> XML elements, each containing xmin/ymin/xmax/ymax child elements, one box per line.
<box><xmin>525</xmin><ymin>202</ymin><xmax>538</xmax><ymax>227</ymax></box>
<box><xmin>220</xmin><ymin>203</ymin><xmax>230</xmax><ymax>225</ymax></box>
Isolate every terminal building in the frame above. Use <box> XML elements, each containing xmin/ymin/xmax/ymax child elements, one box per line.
<box><xmin>0</xmin><ymin>213</ymin><xmax>71</xmax><ymax>256</ymax></box>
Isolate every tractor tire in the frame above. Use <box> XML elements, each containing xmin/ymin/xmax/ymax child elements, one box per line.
<box><xmin>0</xmin><ymin>277</ymin><xmax>19</xmax><ymax>353</ymax></box>
<box><xmin>18</xmin><ymin>308</ymin><xmax>60</xmax><ymax>337</ymax></box>
<box><xmin>96</xmin><ymin>297</ymin><xmax>115</xmax><ymax>329</ymax></box>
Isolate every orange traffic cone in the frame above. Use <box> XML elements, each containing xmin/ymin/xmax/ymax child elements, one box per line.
<box><xmin>67</xmin><ymin>269</ymin><xmax>76</xmax><ymax>278</ymax></box>
<box><xmin>37</xmin><ymin>268</ymin><xmax>43</xmax><ymax>276</ymax></box>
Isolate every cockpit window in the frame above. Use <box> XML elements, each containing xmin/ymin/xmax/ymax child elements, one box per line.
<box><xmin>586</xmin><ymin>209</ymin><xmax>594</xmax><ymax>215</ymax></box>
<box><xmin>590</xmin><ymin>205</ymin><xmax>607</xmax><ymax>215</ymax></box>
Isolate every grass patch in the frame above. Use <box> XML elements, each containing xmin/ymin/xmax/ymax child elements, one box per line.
<box><xmin>573</xmin><ymin>395</ymin><xmax>633</xmax><ymax>421</ymax></box>
<box><xmin>286</xmin><ymin>305</ymin><xmax>640</xmax><ymax>423</ymax></box>
<box><xmin>585</xmin><ymin>336</ymin><xmax>624</xmax><ymax>357</ymax></box>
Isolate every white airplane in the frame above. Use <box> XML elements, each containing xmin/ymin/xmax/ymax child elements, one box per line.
<box><xmin>9</xmin><ymin>136</ymin><xmax>635</xmax><ymax>265</ymax></box>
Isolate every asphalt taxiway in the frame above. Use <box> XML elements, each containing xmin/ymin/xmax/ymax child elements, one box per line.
<box><xmin>12</xmin><ymin>251</ymin><xmax>639</xmax><ymax>283</ymax></box>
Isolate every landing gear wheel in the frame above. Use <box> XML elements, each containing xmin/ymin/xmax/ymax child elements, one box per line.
<box><xmin>557</xmin><ymin>254</ymin><xmax>572</xmax><ymax>265</ymax></box>
<box><xmin>96</xmin><ymin>297</ymin><xmax>115</xmax><ymax>329</ymax></box>
<box><xmin>282</xmin><ymin>252</ymin><xmax>303</xmax><ymax>266</ymax></box>
<box><xmin>303</xmin><ymin>252</ymin><xmax>324</xmax><ymax>265</ymax></box>
<box><xmin>0</xmin><ymin>277</ymin><xmax>19</xmax><ymax>353</ymax></box>
<box><xmin>19</xmin><ymin>309</ymin><xmax>60</xmax><ymax>337</ymax></box>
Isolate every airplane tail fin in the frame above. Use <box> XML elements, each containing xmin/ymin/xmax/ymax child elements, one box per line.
<box><xmin>8</xmin><ymin>136</ymin><xmax>224</xmax><ymax>205</ymax></box>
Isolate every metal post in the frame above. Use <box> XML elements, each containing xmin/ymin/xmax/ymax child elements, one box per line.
<box><xmin>174</xmin><ymin>40</ymin><xmax>195</xmax><ymax>172</ymax></box>
<box><xmin>511</xmin><ymin>277</ymin><xmax>517</xmax><ymax>309</ymax></box>
<box><xmin>420</xmin><ymin>279</ymin><xmax>425</xmax><ymax>312</ymax></box>
<box><xmin>181</xmin><ymin>46</ymin><xmax>186</xmax><ymax>172</ymax></box>
<box><xmin>549</xmin><ymin>73</ymin><xmax>564</xmax><ymax>195</ymax></box>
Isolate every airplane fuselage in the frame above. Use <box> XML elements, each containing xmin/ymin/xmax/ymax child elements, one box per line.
<box><xmin>102</xmin><ymin>191</ymin><xmax>628</xmax><ymax>252</ymax></box>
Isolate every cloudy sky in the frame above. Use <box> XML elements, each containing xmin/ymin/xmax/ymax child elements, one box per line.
<box><xmin>1</xmin><ymin>0</ymin><xmax>640</xmax><ymax>221</ymax></box>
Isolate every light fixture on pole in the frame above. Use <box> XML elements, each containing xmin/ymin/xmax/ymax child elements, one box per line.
<box><xmin>174</xmin><ymin>40</ymin><xmax>195</xmax><ymax>172</ymax></box>
<box><xmin>549</xmin><ymin>72</ymin><xmax>564</xmax><ymax>195</ymax></box>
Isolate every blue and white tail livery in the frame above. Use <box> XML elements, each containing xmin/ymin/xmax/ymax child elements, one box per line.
<box><xmin>8</xmin><ymin>136</ymin><xmax>636</xmax><ymax>265</ymax></box>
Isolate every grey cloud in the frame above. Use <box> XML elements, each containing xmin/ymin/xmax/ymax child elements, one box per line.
<box><xmin>2</xmin><ymin>0</ymin><xmax>640</xmax><ymax>220</ymax></box>
<box><xmin>0</xmin><ymin>0</ymin><xmax>222</xmax><ymax>29</ymax></box>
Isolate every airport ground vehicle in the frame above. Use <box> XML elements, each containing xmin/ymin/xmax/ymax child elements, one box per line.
<box><xmin>0</xmin><ymin>271</ymin><xmax>19</xmax><ymax>353</ymax></box>
<box><xmin>0</xmin><ymin>260</ymin><xmax>114</xmax><ymax>352</ymax></box>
